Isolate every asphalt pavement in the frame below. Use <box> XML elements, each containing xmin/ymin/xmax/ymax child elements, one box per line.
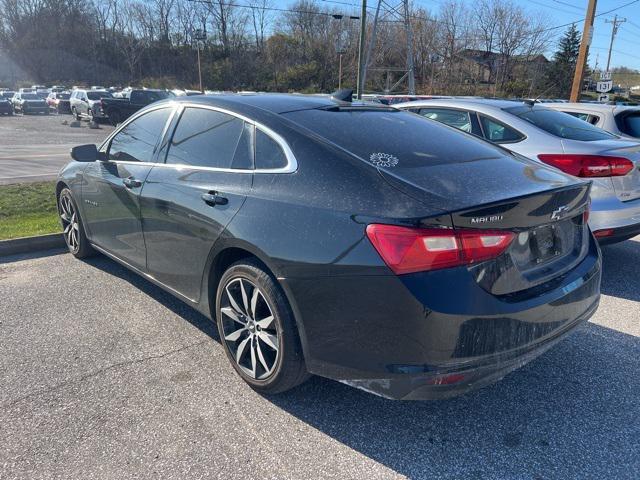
<box><xmin>0</xmin><ymin>239</ymin><xmax>639</xmax><ymax>480</ymax></box>
<box><xmin>0</xmin><ymin>114</ymin><xmax>114</xmax><ymax>184</ymax></box>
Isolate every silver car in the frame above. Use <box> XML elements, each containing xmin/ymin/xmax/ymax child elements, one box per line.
<box><xmin>395</xmin><ymin>98</ymin><xmax>640</xmax><ymax>244</ymax></box>
<box><xmin>543</xmin><ymin>102</ymin><xmax>640</xmax><ymax>140</ymax></box>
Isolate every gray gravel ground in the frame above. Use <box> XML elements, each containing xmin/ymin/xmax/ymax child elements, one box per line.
<box><xmin>0</xmin><ymin>114</ymin><xmax>114</xmax><ymax>184</ymax></box>
<box><xmin>0</xmin><ymin>239</ymin><xmax>639</xmax><ymax>480</ymax></box>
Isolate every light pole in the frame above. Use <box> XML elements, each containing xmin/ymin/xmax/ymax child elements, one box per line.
<box><xmin>356</xmin><ymin>0</ymin><xmax>367</xmax><ymax>99</ymax></box>
<box><xmin>193</xmin><ymin>29</ymin><xmax>207</xmax><ymax>93</ymax></box>
<box><xmin>332</xmin><ymin>14</ymin><xmax>359</xmax><ymax>91</ymax></box>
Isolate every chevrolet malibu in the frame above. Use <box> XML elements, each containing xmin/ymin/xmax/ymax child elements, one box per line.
<box><xmin>56</xmin><ymin>94</ymin><xmax>601</xmax><ymax>400</ymax></box>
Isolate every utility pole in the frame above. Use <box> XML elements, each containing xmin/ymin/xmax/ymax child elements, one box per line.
<box><xmin>570</xmin><ymin>0</ymin><xmax>597</xmax><ymax>102</ymax></box>
<box><xmin>605</xmin><ymin>14</ymin><xmax>626</xmax><ymax>72</ymax></box>
<box><xmin>356</xmin><ymin>0</ymin><xmax>367</xmax><ymax>99</ymax></box>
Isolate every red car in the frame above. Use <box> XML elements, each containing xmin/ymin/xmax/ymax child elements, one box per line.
<box><xmin>47</xmin><ymin>91</ymin><xmax>72</xmax><ymax>113</ymax></box>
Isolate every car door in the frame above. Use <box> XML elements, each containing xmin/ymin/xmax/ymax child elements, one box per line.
<box><xmin>81</xmin><ymin>106</ymin><xmax>175</xmax><ymax>269</ymax></box>
<box><xmin>140</xmin><ymin>105</ymin><xmax>254</xmax><ymax>302</ymax></box>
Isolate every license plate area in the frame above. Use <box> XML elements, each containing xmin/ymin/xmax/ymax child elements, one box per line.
<box><xmin>530</xmin><ymin>224</ymin><xmax>561</xmax><ymax>264</ymax></box>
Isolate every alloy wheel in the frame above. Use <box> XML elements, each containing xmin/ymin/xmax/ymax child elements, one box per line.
<box><xmin>220</xmin><ymin>277</ymin><xmax>280</xmax><ymax>380</ymax></box>
<box><xmin>59</xmin><ymin>194</ymin><xmax>80</xmax><ymax>253</ymax></box>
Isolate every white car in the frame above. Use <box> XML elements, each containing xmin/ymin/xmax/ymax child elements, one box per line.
<box><xmin>395</xmin><ymin>98</ymin><xmax>640</xmax><ymax>244</ymax></box>
<box><xmin>543</xmin><ymin>102</ymin><xmax>640</xmax><ymax>140</ymax></box>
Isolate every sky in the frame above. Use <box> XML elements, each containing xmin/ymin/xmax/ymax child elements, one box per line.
<box><xmin>511</xmin><ymin>0</ymin><xmax>640</xmax><ymax>71</ymax></box>
<box><xmin>273</xmin><ymin>0</ymin><xmax>640</xmax><ymax>71</ymax></box>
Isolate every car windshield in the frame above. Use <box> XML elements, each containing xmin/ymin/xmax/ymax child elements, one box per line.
<box><xmin>283</xmin><ymin>107</ymin><xmax>507</xmax><ymax>167</ymax></box>
<box><xmin>1</xmin><ymin>92</ymin><xmax>14</xmax><ymax>99</ymax></box>
<box><xmin>505</xmin><ymin>106</ymin><xmax>615</xmax><ymax>141</ymax></box>
<box><xmin>57</xmin><ymin>93</ymin><xmax>70</xmax><ymax>99</ymax></box>
<box><xmin>619</xmin><ymin>112</ymin><xmax>640</xmax><ymax>138</ymax></box>
<box><xmin>87</xmin><ymin>91</ymin><xmax>111</xmax><ymax>100</ymax></box>
<box><xmin>21</xmin><ymin>93</ymin><xmax>39</xmax><ymax>99</ymax></box>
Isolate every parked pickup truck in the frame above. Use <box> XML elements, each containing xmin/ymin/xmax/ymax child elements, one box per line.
<box><xmin>101</xmin><ymin>89</ymin><xmax>173</xmax><ymax>125</ymax></box>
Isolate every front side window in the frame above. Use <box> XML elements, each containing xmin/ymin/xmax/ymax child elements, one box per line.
<box><xmin>505</xmin><ymin>106</ymin><xmax>615</xmax><ymax>141</ymax></box>
<box><xmin>479</xmin><ymin>115</ymin><xmax>524</xmax><ymax>143</ymax></box>
<box><xmin>166</xmin><ymin>107</ymin><xmax>253</xmax><ymax>169</ymax></box>
<box><xmin>108</xmin><ymin>108</ymin><xmax>172</xmax><ymax>162</ymax></box>
<box><xmin>418</xmin><ymin>108</ymin><xmax>472</xmax><ymax>133</ymax></box>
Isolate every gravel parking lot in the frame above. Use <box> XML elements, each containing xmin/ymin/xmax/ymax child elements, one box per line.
<box><xmin>1</xmin><ymin>240</ymin><xmax>639</xmax><ymax>480</ymax></box>
<box><xmin>0</xmin><ymin>114</ymin><xmax>114</xmax><ymax>184</ymax></box>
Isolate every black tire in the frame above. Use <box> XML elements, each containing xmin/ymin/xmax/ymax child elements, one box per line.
<box><xmin>216</xmin><ymin>259</ymin><xmax>309</xmax><ymax>394</ymax></box>
<box><xmin>108</xmin><ymin>109</ymin><xmax>120</xmax><ymax>126</ymax></box>
<box><xmin>57</xmin><ymin>188</ymin><xmax>96</xmax><ymax>259</ymax></box>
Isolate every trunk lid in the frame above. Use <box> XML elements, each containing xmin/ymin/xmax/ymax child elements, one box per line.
<box><xmin>380</xmin><ymin>156</ymin><xmax>591</xmax><ymax>296</ymax></box>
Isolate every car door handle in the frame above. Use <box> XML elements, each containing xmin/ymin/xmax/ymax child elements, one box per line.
<box><xmin>201</xmin><ymin>191</ymin><xmax>228</xmax><ymax>206</ymax></box>
<box><xmin>123</xmin><ymin>177</ymin><xmax>142</xmax><ymax>189</ymax></box>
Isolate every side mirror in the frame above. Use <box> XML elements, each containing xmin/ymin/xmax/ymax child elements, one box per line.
<box><xmin>70</xmin><ymin>144</ymin><xmax>103</xmax><ymax>162</ymax></box>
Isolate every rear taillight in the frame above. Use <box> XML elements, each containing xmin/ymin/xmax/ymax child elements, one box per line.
<box><xmin>366</xmin><ymin>224</ymin><xmax>515</xmax><ymax>274</ymax></box>
<box><xmin>538</xmin><ymin>154</ymin><xmax>633</xmax><ymax>177</ymax></box>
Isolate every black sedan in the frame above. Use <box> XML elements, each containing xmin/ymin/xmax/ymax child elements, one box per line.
<box><xmin>0</xmin><ymin>95</ymin><xmax>13</xmax><ymax>115</ymax></box>
<box><xmin>55</xmin><ymin>94</ymin><xmax>601</xmax><ymax>400</ymax></box>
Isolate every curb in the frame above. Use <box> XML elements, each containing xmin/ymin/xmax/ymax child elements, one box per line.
<box><xmin>0</xmin><ymin>233</ymin><xmax>66</xmax><ymax>257</ymax></box>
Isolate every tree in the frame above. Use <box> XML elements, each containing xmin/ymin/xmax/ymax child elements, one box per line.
<box><xmin>547</xmin><ymin>24</ymin><xmax>581</xmax><ymax>98</ymax></box>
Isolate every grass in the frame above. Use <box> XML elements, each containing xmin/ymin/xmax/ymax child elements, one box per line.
<box><xmin>0</xmin><ymin>181</ymin><xmax>60</xmax><ymax>240</ymax></box>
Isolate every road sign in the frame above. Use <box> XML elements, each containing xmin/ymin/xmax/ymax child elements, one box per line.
<box><xmin>598</xmin><ymin>93</ymin><xmax>610</xmax><ymax>103</ymax></box>
<box><xmin>596</xmin><ymin>80</ymin><xmax>613</xmax><ymax>93</ymax></box>
<box><xmin>601</xmin><ymin>70</ymin><xmax>612</xmax><ymax>81</ymax></box>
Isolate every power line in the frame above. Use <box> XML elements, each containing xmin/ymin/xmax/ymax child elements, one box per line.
<box><xmin>552</xmin><ymin>0</ymin><xmax>583</xmax><ymax>12</ymax></box>
<box><xmin>187</xmin><ymin>0</ymin><xmax>640</xmax><ymax>45</ymax></box>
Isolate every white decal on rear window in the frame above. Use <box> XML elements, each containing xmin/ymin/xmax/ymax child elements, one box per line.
<box><xmin>370</xmin><ymin>152</ymin><xmax>399</xmax><ymax>167</ymax></box>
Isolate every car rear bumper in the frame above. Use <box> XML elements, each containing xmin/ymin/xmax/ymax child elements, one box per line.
<box><xmin>283</xmin><ymin>236</ymin><xmax>601</xmax><ymax>400</ymax></box>
<box><xmin>590</xmin><ymin>189</ymin><xmax>640</xmax><ymax>242</ymax></box>
<box><xmin>22</xmin><ymin>106</ymin><xmax>48</xmax><ymax>113</ymax></box>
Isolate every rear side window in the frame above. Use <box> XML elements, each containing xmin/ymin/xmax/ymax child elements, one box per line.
<box><xmin>619</xmin><ymin>112</ymin><xmax>640</xmax><ymax>138</ymax></box>
<box><xmin>256</xmin><ymin>129</ymin><xmax>287</xmax><ymax>170</ymax></box>
<box><xmin>505</xmin><ymin>106</ymin><xmax>615</xmax><ymax>141</ymax></box>
<box><xmin>479</xmin><ymin>115</ymin><xmax>524</xmax><ymax>143</ymax></box>
<box><xmin>565</xmin><ymin>111</ymin><xmax>590</xmax><ymax>122</ymax></box>
<box><xmin>166</xmin><ymin>107</ymin><xmax>253</xmax><ymax>169</ymax></box>
<box><xmin>108</xmin><ymin>108</ymin><xmax>172</xmax><ymax>162</ymax></box>
<box><xmin>418</xmin><ymin>108</ymin><xmax>472</xmax><ymax>133</ymax></box>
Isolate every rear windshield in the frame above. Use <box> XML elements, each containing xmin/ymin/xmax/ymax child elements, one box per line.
<box><xmin>283</xmin><ymin>107</ymin><xmax>509</xmax><ymax>167</ymax></box>
<box><xmin>57</xmin><ymin>93</ymin><xmax>70</xmax><ymax>99</ymax></box>
<box><xmin>21</xmin><ymin>93</ymin><xmax>39</xmax><ymax>99</ymax></box>
<box><xmin>87</xmin><ymin>91</ymin><xmax>111</xmax><ymax>100</ymax></box>
<box><xmin>505</xmin><ymin>106</ymin><xmax>615</xmax><ymax>141</ymax></box>
<box><xmin>618</xmin><ymin>112</ymin><xmax>640</xmax><ymax>138</ymax></box>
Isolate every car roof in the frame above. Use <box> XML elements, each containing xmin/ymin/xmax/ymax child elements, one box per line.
<box><xmin>172</xmin><ymin>93</ymin><xmax>340</xmax><ymax>114</ymax></box>
<box><xmin>543</xmin><ymin>102</ymin><xmax>639</xmax><ymax>113</ymax></box>
<box><xmin>393</xmin><ymin>98</ymin><xmax>528</xmax><ymax>111</ymax></box>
